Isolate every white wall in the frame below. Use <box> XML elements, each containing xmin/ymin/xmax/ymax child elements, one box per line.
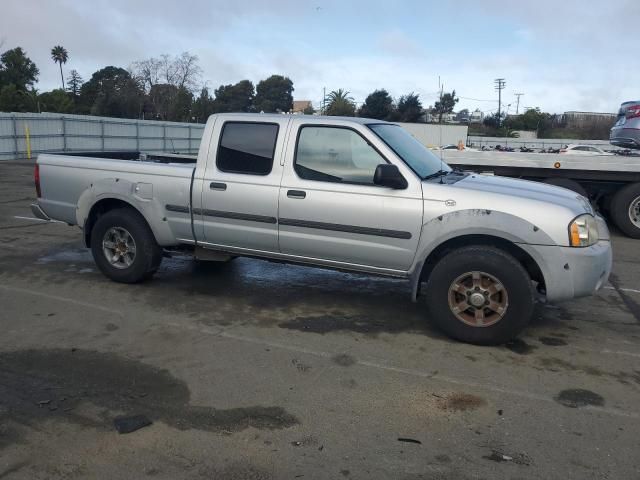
<box><xmin>396</xmin><ymin>122</ymin><xmax>469</xmax><ymax>148</ymax></box>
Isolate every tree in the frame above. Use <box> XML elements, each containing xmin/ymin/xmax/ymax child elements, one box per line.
<box><xmin>66</xmin><ymin>69</ymin><xmax>83</xmax><ymax>98</ymax></box>
<box><xmin>396</xmin><ymin>93</ymin><xmax>423</xmax><ymax>122</ymax></box>
<box><xmin>0</xmin><ymin>47</ymin><xmax>39</xmax><ymax>91</ymax></box>
<box><xmin>254</xmin><ymin>75</ymin><xmax>293</xmax><ymax>113</ymax></box>
<box><xmin>433</xmin><ymin>90</ymin><xmax>459</xmax><ymax>123</ymax></box>
<box><xmin>455</xmin><ymin>108</ymin><xmax>470</xmax><ymax>122</ymax></box>
<box><xmin>358</xmin><ymin>89</ymin><xmax>394</xmax><ymax>120</ymax></box>
<box><xmin>302</xmin><ymin>104</ymin><xmax>316</xmax><ymax>115</ymax></box>
<box><xmin>213</xmin><ymin>80</ymin><xmax>254</xmax><ymax>113</ymax></box>
<box><xmin>79</xmin><ymin>66</ymin><xmax>143</xmax><ymax>118</ymax></box>
<box><xmin>132</xmin><ymin>52</ymin><xmax>202</xmax><ymax>93</ymax></box>
<box><xmin>39</xmin><ymin>88</ymin><xmax>73</xmax><ymax>113</ymax></box>
<box><xmin>0</xmin><ymin>84</ymin><xmax>28</xmax><ymax>111</ymax></box>
<box><xmin>148</xmin><ymin>83</ymin><xmax>180</xmax><ymax>120</ymax></box>
<box><xmin>324</xmin><ymin>89</ymin><xmax>356</xmax><ymax>116</ymax></box>
<box><xmin>51</xmin><ymin>46</ymin><xmax>69</xmax><ymax>90</ymax></box>
<box><xmin>192</xmin><ymin>87</ymin><xmax>216</xmax><ymax>122</ymax></box>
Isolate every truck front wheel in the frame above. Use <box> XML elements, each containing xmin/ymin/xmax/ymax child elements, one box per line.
<box><xmin>610</xmin><ymin>182</ymin><xmax>640</xmax><ymax>239</ymax></box>
<box><xmin>90</xmin><ymin>208</ymin><xmax>163</xmax><ymax>283</ymax></box>
<box><xmin>424</xmin><ymin>246</ymin><xmax>534</xmax><ymax>345</ymax></box>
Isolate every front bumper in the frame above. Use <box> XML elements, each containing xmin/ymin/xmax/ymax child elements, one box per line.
<box><xmin>520</xmin><ymin>239</ymin><xmax>612</xmax><ymax>303</ymax></box>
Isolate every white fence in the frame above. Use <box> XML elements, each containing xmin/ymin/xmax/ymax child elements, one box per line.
<box><xmin>0</xmin><ymin>112</ymin><xmax>205</xmax><ymax>160</ymax></box>
<box><xmin>0</xmin><ymin>113</ymin><xmax>472</xmax><ymax>161</ymax></box>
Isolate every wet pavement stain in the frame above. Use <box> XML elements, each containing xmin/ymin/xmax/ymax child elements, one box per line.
<box><xmin>539</xmin><ymin>336</ymin><xmax>568</xmax><ymax>346</ymax></box>
<box><xmin>278</xmin><ymin>314</ymin><xmax>426</xmax><ymax>335</ymax></box>
<box><xmin>555</xmin><ymin>389</ymin><xmax>605</xmax><ymax>408</ymax></box>
<box><xmin>332</xmin><ymin>354</ymin><xmax>356</xmax><ymax>367</ymax></box>
<box><xmin>504</xmin><ymin>338</ymin><xmax>537</xmax><ymax>355</ymax></box>
<box><xmin>0</xmin><ymin>348</ymin><xmax>298</xmax><ymax>444</ymax></box>
<box><xmin>440</xmin><ymin>393</ymin><xmax>487</xmax><ymax>412</ymax></box>
<box><xmin>482</xmin><ymin>450</ymin><xmax>532</xmax><ymax>466</ymax></box>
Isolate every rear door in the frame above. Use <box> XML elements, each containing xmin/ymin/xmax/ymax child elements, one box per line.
<box><xmin>278</xmin><ymin>119</ymin><xmax>423</xmax><ymax>273</ymax></box>
<box><xmin>200</xmin><ymin>115</ymin><xmax>290</xmax><ymax>253</ymax></box>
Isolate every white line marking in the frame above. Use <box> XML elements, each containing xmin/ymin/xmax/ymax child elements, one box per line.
<box><xmin>601</xmin><ymin>349</ymin><xmax>640</xmax><ymax>358</ymax></box>
<box><xmin>166</xmin><ymin>322</ymin><xmax>640</xmax><ymax>420</ymax></box>
<box><xmin>13</xmin><ymin>215</ymin><xmax>64</xmax><ymax>224</ymax></box>
<box><xmin>0</xmin><ymin>284</ymin><xmax>123</xmax><ymax>317</ymax></box>
<box><xmin>604</xmin><ymin>285</ymin><xmax>640</xmax><ymax>294</ymax></box>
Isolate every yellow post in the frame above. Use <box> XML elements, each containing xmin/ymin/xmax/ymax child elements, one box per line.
<box><xmin>24</xmin><ymin>123</ymin><xmax>32</xmax><ymax>160</ymax></box>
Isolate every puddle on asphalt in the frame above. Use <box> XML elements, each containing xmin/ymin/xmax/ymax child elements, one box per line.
<box><xmin>0</xmin><ymin>348</ymin><xmax>298</xmax><ymax>448</ymax></box>
<box><xmin>554</xmin><ymin>389</ymin><xmax>605</xmax><ymax>408</ymax></box>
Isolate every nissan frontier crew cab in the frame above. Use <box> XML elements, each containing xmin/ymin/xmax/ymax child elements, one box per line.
<box><xmin>31</xmin><ymin>113</ymin><xmax>613</xmax><ymax>344</ymax></box>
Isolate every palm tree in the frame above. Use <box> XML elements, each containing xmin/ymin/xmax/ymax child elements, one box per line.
<box><xmin>324</xmin><ymin>89</ymin><xmax>356</xmax><ymax>116</ymax></box>
<box><xmin>51</xmin><ymin>46</ymin><xmax>69</xmax><ymax>90</ymax></box>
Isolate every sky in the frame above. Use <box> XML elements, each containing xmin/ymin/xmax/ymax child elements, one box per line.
<box><xmin>1</xmin><ymin>0</ymin><xmax>637</xmax><ymax>114</ymax></box>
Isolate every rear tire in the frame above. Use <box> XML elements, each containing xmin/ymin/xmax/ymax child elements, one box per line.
<box><xmin>424</xmin><ymin>246</ymin><xmax>534</xmax><ymax>345</ymax></box>
<box><xmin>90</xmin><ymin>208</ymin><xmax>162</xmax><ymax>283</ymax></box>
<box><xmin>543</xmin><ymin>178</ymin><xmax>588</xmax><ymax>197</ymax></box>
<box><xmin>610</xmin><ymin>182</ymin><xmax>640</xmax><ymax>239</ymax></box>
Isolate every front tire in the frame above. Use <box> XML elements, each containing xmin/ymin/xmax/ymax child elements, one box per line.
<box><xmin>90</xmin><ymin>208</ymin><xmax>162</xmax><ymax>283</ymax></box>
<box><xmin>609</xmin><ymin>182</ymin><xmax>640</xmax><ymax>239</ymax></box>
<box><xmin>424</xmin><ymin>246</ymin><xmax>534</xmax><ymax>345</ymax></box>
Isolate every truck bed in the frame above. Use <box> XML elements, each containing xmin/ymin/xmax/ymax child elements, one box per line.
<box><xmin>37</xmin><ymin>152</ymin><xmax>195</xmax><ymax>240</ymax></box>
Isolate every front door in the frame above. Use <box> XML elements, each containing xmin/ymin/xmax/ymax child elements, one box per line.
<box><xmin>278</xmin><ymin>121</ymin><xmax>423</xmax><ymax>273</ymax></box>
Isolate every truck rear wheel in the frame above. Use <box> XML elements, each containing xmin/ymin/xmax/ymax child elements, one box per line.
<box><xmin>90</xmin><ymin>207</ymin><xmax>163</xmax><ymax>283</ymax></box>
<box><xmin>424</xmin><ymin>246</ymin><xmax>534</xmax><ymax>345</ymax></box>
<box><xmin>610</xmin><ymin>182</ymin><xmax>640</xmax><ymax>239</ymax></box>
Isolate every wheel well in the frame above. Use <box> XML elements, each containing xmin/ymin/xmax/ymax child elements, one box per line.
<box><xmin>420</xmin><ymin>234</ymin><xmax>545</xmax><ymax>287</ymax></box>
<box><xmin>83</xmin><ymin>198</ymin><xmax>140</xmax><ymax>247</ymax></box>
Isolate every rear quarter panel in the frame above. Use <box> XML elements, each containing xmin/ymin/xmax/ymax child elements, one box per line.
<box><xmin>37</xmin><ymin>154</ymin><xmax>194</xmax><ymax>245</ymax></box>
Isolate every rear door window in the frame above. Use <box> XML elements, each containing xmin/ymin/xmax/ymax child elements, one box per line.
<box><xmin>217</xmin><ymin>122</ymin><xmax>279</xmax><ymax>175</ymax></box>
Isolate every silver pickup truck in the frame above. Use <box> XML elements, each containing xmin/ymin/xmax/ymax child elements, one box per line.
<box><xmin>31</xmin><ymin>113</ymin><xmax>612</xmax><ymax>344</ymax></box>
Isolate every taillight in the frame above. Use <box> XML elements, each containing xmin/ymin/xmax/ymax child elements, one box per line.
<box><xmin>626</xmin><ymin>105</ymin><xmax>640</xmax><ymax>119</ymax></box>
<box><xmin>34</xmin><ymin>164</ymin><xmax>41</xmax><ymax>198</ymax></box>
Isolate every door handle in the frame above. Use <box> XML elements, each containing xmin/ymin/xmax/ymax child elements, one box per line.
<box><xmin>287</xmin><ymin>190</ymin><xmax>306</xmax><ymax>199</ymax></box>
<box><xmin>210</xmin><ymin>182</ymin><xmax>227</xmax><ymax>191</ymax></box>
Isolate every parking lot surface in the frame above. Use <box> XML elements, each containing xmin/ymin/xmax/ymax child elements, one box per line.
<box><xmin>1</xmin><ymin>159</ymin><xmax>639</xmax><ymax>479</ymax></box>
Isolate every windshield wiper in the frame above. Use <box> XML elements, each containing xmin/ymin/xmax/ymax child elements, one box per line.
<box><xmin>422</xmin><ymin>170</ymin><xmax>450</xmax><ymax>180</ymax></box>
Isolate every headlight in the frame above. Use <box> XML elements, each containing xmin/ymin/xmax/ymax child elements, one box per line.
<box><xmin>569</xmin><ymin>214</ymin><xmax>599</xmax><ymax>247</ymax></box>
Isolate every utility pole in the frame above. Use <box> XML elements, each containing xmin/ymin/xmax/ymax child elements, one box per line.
<box><xmin>514</xmin><ymin>93</ymin><xmax>524</xmax><ymax>115</ymax></box>
<box><xmin>322</xmin><ymin>87</ymin><xmax>326</xmax><ymax>115</ymax></box>
<box><xmin>494</xmin><ymin>78</ymin><xmax>506</xmax><ymax>126</ymax></box>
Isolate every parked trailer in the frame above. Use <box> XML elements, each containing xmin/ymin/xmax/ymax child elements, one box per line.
<box><xmin>442</xmin><ymin>150</ymin><xmax>640</xmax><ymax>238</ymax></box>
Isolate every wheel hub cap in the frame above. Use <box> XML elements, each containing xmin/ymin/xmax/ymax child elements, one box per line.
<box><xmin>629</xmin><ymin>196</ymin><xmax>640</xmax><ymax>228</ymax></box>
<box><xmin>448</xmin><ymin>271</ymin><xmax>509</xmax><ymax>327</ymax></box>
<box><xmin>102</xmin><ymin>227</ymin><xmax>136</xmax><ymax>270</ymax></box>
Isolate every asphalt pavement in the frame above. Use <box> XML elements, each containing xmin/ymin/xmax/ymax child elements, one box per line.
<box><xmin>1</xmin><ymin>159</ymin><xmax>639</xmax><ymax>479</ymax></box>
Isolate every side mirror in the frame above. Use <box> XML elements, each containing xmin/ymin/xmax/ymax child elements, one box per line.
<box><xmin>373</xmin><ymin>164</ymin><xmax>408</xmax><ymax>189</ymax></box>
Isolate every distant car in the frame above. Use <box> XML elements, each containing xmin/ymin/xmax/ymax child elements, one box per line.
<box><xmin>610</xmin><ymin>101</ymin><xmax>640</xmax><ymax>149</ymax></box>
<box><xmin>560</xmin><ymin>144</ymin><xmax>613</xmax><ymax>156</ymax></box>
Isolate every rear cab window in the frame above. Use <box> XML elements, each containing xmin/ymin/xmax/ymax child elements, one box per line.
<box><xmin>216</xmin><ymin>122</ymin><xmax>279</xmax><ymax>175</ymax></box>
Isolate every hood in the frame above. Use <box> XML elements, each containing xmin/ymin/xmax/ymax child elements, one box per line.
<box><xmin>451</xmin><ymin>174</ymin><xmax>593</xmax><ymax>215</ymax></box>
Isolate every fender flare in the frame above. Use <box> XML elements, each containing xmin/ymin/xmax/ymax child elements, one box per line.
<box><xmin>409</xmin><ymin>209</ymin><xmax>555</xmax><ymax>301</ymax></box>
<box><xmin>76</xmin><ymin>178</ymin><xmax>176</xmax><ymax>246</ymax></box>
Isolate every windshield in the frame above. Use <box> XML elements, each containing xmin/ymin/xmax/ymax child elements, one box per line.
<box><xmin>368</xmin><ymin>124</ymin><xmax>451</xmax><ymax>179</ymax></box>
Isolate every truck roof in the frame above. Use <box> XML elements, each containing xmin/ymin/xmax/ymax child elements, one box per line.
<box><xmin>208</xmin><ymin>112</ymin><xmax>391</xmax><ymax>125</ymax></box>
